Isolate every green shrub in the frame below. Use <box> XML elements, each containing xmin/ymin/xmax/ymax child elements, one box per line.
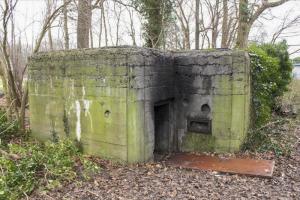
<box><xmin>0</xmin><ymin>140</ymin><xmax>99</xmax><ymax>200</ymax></box>
<box><xmin>260</xmin><ymin>42</ymin><xmax>293</xmax><ymax>97</ymax></box>
<box><xmin>244</xmin><ymin>41</ymin><xmax>294</xmax><ymax>155</ymax></box>
<box><xmin>248</xmin><ymin>41</ymin><xmax>293</xmax><ymax>127</ymax></box>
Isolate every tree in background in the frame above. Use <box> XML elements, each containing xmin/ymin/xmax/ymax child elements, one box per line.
<box><xmin>0</xmin><ymin>0</ymin><xmax>71</xmax><ymax>132</ymax></box>
<box><xmin>63</xmin><ymin>0</ymin><xmax>70</xmax><ymax>49</ymax></box>
<box><xmin>236</xmin><ymin>0</ymin><xmax>290</xmax><ymax>49</ymax></box>
<box><xmin>195</xmin><ymin>0</ymin><xmax>200</xmax><ymax>49</ymax></box>
<box><xmin>134</xmin><ymin>0</ymin><xmax>173</xmax><ymax>48</ymax></box>
<box><xmin>77</xmin><ymin>0</ymin><xmax>91</xmax><ymax>48</ymax></box>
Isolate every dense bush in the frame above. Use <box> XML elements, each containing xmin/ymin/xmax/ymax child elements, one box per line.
<box><xmin>0</xmin><ymin>140</ymin><xmax>99</xmax><ymax>199</ymax></box>
<box><xmin>248</xmin><ymin>41</ymin><xmax>293</xmax><ymax>127</ymax></box>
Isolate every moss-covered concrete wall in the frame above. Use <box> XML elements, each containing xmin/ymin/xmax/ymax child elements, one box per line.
<box><xmin>174</xmin><ymin>50</ymin><xmax>250</xmax><ymax>152</ymax></box>
<box><xmin>28</xmin><ymin>47</ymin><xmax>250</xmax><ymax>163</ymax></box>
<box><xmin>28</xmin><ymin>47</ymin><xmax>174</xmax><ymax>162</ymax></box>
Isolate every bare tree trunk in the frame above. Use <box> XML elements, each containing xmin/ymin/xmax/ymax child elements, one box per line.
<box><xmin>63</xmin><ymin>0</ymin><xmax>69</xmax><ymax>49</ymax></box>
<box><xmin>236</xmin><ymin>0</ymin><xmax>249</xmax><ymax>48</ymax></box>
<box><xmin>90</xmin><ymin>19</ymin><xmax>94</xmax><ymax>48</ymax></box>
<box><xmin>127</xmin><ymin>8</ymin><xmax>137</xmax><ymax>46</ymax></box>
<box><xmin>10</xmin><ymin>0</ymin><xmax>15</xmax><ymax>68</ymax></box>
<box><xmin>236</xmin><ymin>0</ymin><xmax>289</xmax><ymax>48</ymax></box>
<box><xmin>211</xmin><ymin>0</ymin><xmax>220</xmax><ymax>48</ymax></box>
<box><xmin>48</xmin><ymin>30</ymin><xmax>53</xmax><ymax>50</ymax></box>
<box><xmin>175</xmin><ymin>0</ymin><xmax>190</xmax><ymax>49</ymax></box>
<box><xmin>184</xmin><ymin>28</ymin><xmax>190</xmax><ymax>49</ymax></box>
<box><xmin>195</xmin><ymin>0</ymin><xmax>200</xmax><ymax>50</ymax></box>
<box><xmin>221</xmin><ymin>0</ymin><xmax>228</xmax><ymax>48</ymax></box>
<box><xmin>101</xmin><ymin>5</ymin><xmax>108</xmax><ymax>46</ymax></box>
<box><xmin>47</xmin><ymin>0</ymin><xmax>54</xmax><ymax>50</ymax></box>
<box><xmin>113</xmin><ymin>2</ymin><xmax>122</xmax><ymax>46</ymax></box>
<box><xmin>1</xmin><ymin>0</ymin><xmax>21</xmax><ymax>108</ymax></box>
<box><xmin>77</xmin><ymin>0</ymin><xmax>91</xmax><ymax>48</ymax></box>
<box><xmin>99</xmin><ymin>8</ymin><xmax>103</xmax><ymax>47</ymax></box>
<box><xmin>90</xmin><ymin>1</ymin><xmax>94</xmax><ymax>48</ymax></box>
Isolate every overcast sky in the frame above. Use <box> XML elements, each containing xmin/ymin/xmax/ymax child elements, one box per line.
<box><xmin>11</xmin><ymin>0</ymin><xmax>300</xmax><ymax>58</ymax></box>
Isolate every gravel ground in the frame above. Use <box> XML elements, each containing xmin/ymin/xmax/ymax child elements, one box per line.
<box><xmin>30</xmin><ymin>120</ymin><xmax>300</xmax><ymax>200</ymax></box>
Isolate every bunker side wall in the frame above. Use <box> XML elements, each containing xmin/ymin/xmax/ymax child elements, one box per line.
<box><xmin>28</xmin><ymin>48</ymin><xmax>138</xmax><ymax>161</ymax></box>
<box><xmin>174</xmin><ymin>50</ymin><xmax>250</xmax><ymax>152</ymax></box>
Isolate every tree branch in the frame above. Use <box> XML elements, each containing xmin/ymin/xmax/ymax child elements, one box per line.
<box><xmin>249</xmin><ymin>0</ymin><xmax>290</xmax><ymax>25</ymax></box>
<box><xmin>33</xmin><ymin>0</ymin><xmax>72</xmax><ymax>53</ymax></box>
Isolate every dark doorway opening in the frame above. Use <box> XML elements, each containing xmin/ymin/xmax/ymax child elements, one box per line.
<box><xmin>154</xmin><ymin>103</ymin><xmax>170</xmax><ymax>154</ymax></box>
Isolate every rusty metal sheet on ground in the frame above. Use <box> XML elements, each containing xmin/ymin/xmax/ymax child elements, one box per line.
<box><xmin>167</xmin><ymin>153</ymin><xmax>275</xmax><ymax>177</ymax></box>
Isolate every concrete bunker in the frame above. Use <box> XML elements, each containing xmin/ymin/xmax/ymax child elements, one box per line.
<box><xmin>28</xmin><ymin>46</ymin><xmax>251</xmax><ymax>163</ymax></box>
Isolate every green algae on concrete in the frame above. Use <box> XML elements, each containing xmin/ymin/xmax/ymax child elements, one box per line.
<box><xmin>180</xmin><ymin>51</ymin><xmax>251</xmax><ymax>153</ymax></box>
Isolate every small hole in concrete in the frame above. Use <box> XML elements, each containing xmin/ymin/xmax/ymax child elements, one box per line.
<box><xmin>201</xmin><ymin>104</ymin><xmax>210</xmax><ymax>113</ymax></box>
<box><xmin>104</xmin><ymin>110</ymin><xmax>110</xmax><ymax>118</ymax></box>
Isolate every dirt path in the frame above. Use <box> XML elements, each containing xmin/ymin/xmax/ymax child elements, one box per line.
<box><xmin>30</xmin><ymin>120</ymin><xmax>300</xmax><ymax>200</ymax></box>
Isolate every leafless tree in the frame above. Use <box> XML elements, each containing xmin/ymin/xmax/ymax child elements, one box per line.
<box><xmin>46</xmin><ymin>0</ymin><xmax>57</xmax><ymax>50</ymax></box>
<box><xmin>221</xmin><ymin>0</ymin><xmax>228</xmax><ymax>48</ymax></box>
<box><xmin>271</xmin><ymin>14</ymin><xmax>300</xmax><ymax>44</ymax></box>
<box><xmin>195</xmin><ymin>0</ymin><xmax>200</xmax><ymax>49</ymax></box>
<box><xmin>236</xmin><ymin>0</ymin><xmax>291</xmax><ymax>48</ymax></box>
<box><xmin>100</xmin><ymin>1</ymin><xmax>108</xmax><ymax>46</ymax></box>
<box><xmin>0</xmin><ymin>0</ymin><xmax>71</xmax><ymax>132</ymax></box>
<box><xmin>126</xmin><ymin>6</ymin><xmax>137</xmax><ymax>46</ymax></box>
<box><xmin>174</xmin><ymin>0</ymin><xmax>192</xmax><ymax>49</ymax></box>
<box><xmin>63</xmin><ymin>0</ymin><xmax>70</xmax><ymax>49</ymax></box>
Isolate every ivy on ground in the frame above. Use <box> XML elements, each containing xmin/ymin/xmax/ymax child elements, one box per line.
<box><xmin>0</xmin><ymin>139</ymin><xmax>99</xmax><ymax>200</ymax></box>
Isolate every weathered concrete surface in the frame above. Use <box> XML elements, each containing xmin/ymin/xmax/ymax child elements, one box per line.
<box><xmin>28</xmin><ymin>46</ymin><xmax>250</xmax><ymax>163</ymax></box>
<box><xmin>174</xmin><ymin>50</ymin><xmax>251</xmax><ymax>153</ymax></box>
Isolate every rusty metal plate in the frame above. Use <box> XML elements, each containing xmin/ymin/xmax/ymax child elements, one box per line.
<box><xmin>167</xmin><ymin>153</ymin><xmax>275</xmax><ymax>177</ymax></box>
